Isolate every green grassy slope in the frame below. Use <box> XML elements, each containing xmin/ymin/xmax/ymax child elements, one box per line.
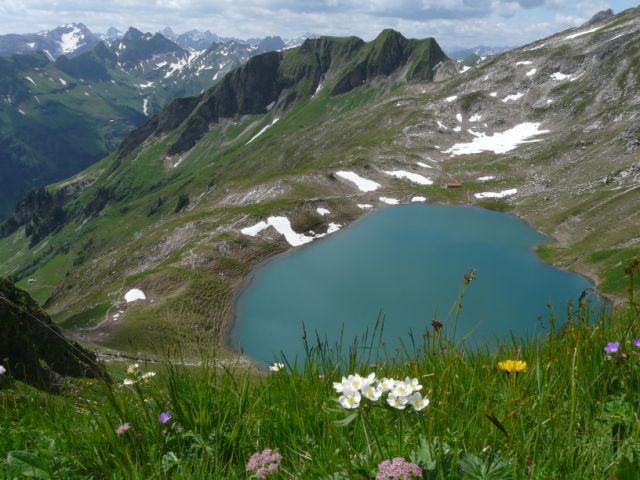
<box><xmin>1</xmin><ymin>278</ymin><xmax>639</xmax><ymax>478</ymax></box>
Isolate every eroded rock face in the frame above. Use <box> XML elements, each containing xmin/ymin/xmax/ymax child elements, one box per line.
<box><xmin>0</xmin><ymin>277</ymin><xmax>108</xmax><ymax>392</ymax></box>
<box><xmin>588</xmin><ymin>9</ymin><xmax>614</xmax><ymax>25</ymax></box>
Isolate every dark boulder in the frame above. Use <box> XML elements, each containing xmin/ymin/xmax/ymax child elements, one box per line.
<box><xmin>0</xmin><ymin>277</ymin><xmax>108</xmax><ymax>392</ymax></box>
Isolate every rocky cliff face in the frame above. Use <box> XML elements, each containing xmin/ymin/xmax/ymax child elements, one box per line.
<box><xmin>0</xmin><ymin>277</ymin><xmax>107</xmax><ymax>392</ymax></box>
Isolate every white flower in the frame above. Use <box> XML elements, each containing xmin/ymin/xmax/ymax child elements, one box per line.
<box><xmin>387</xmin><ymin>393</ymin><xmax>409</xmax><ymax>410</ymax></box>
<box><xmin>333</xmin><ymin>376</ymin><xmax>350</xmax><ymax>393</ymax></box>
<box><xmin>335</xmin><ymin>373</ymin><xmax>376</xmax><ymax>393</ymax></box>
<box><xmin>339</xmin><ymin>389</ymin><xmax>362</xmax><ymax>409</ymax></box>
<box><xmin>0</xmin><ymin>365</ymin><xmax>5</xmax><ymax>375</ymax></box>
<box><xmin>391</xmin><ymin>381</ymin><xmax>412</xmax><ymax>397</ymax></box>
<box><xmin>377</xmin><ymin>377</ymin><xmax>396</xmax><ymax>392</ymax></box>
<box><xmin>409</xmin><ymin>393</ymin><xmax>430</xmax><ymax>411</ymax></box>
<box><xmin>361</xmin><ymin>384</ymin><xmax>382</xmax><ymax>401</ymax></box>
<box><xmin>346</xmin><ymin>374</ymin><xmax>365</xmax><ymax>391</ymax></box>
<box><xmin>126</xmin><ymin>363</ymin><xmax>140</xmax><ymax>375</ymax></box>
<box><xmin>268</xmin><ymin>363</ymin><xmax>285</xmax><ymax>372</ymax></box>
<box><xmin>140</xmin><ymin>371</ymin><xmax>156</xmax><ymax>379</ymax></box>
<box><xmin>122</xmin><ymin>378</ymin><xmax>136</xmax><ymax>386</ymax></box>
<box><xmin>405</xmin><ymin>377</ymin><xmax>423</xmax><ymax>393</ymax></box>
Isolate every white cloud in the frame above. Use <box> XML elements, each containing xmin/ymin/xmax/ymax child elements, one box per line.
<box><xmin>0</xmin><ymin>0</ymin><xmax>632</xmax><ymax>49</ymax></box>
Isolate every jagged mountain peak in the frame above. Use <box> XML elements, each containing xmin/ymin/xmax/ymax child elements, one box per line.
<box><xmin>161</xmin><ymin>26</ymin><xmax>177</xmax><ymax>40</ymax></box>
<box><xmin>105</xmin><ymin>27</ymin><xmax>122</xmax><ymax>40</ymax></box>
<box><xmin>123</xmin><ymin>27</ymin><xmax>145</xmax><ymax>40</ymax></box>
<box><xmin>587</xmin><ymin>8</ymin><xmax>615</xmax><ymax>25</ymax></box>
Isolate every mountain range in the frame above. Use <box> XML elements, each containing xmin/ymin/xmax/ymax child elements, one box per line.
<box><xmin>0</xmin><ymin>7</ymin><xmax>638</xmax><ymax>357</ymax></box>
<box><xmin>0</xmin><ymin>23</ymin><xmax>307</xmax><ymax>59</ymax></box>
<box><xmin>0</xmin><ymin>26</ymin><xmax>295</xmax><ymax>217</ymax></box>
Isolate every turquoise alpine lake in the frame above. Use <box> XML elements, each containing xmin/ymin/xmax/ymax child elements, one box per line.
<box><xmin>232</xmin><ymin>204</ymin><xmax>597</xmax><ymax>363</ymax></box>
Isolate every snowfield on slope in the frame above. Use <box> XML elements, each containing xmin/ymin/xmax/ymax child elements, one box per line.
<box><xmin>247</xmin><ymin>117</ymin><xmax>280</xmax><ymax>144</ymax></box>
<box><xmin>474</xmin><ymin>189</ymin><xmax>518</xmax><ymax>199</ymax></box>
<box><xmin>382</xmin><ymin>170</ymin><xmax>433</xmax><ymax>185</ymax></box>
<box><xmin>241</xmin><ymin>217</ymin><xmax>342</xmax><ymax>247</ymax></box>
<box><xmin>445</xmin><ymin>123</ymin><xmax>549</xmax><ymax>156</ymax></box>
<box><xmin>336</xmin><ymin>171</ymin><xmax>381</xmax><ymax>192</ymax></box>
<box><xmin>125</xmin><ymin>289</ymin><xmax>146</xmax><ymax>302</ymax></box>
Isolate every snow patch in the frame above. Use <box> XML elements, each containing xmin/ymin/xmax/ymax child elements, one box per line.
<box><xmin>247</xmin><ymin>117</ymin><xmax>279</xmax><ymax>144</ymax></box>
<box><xmin>564</xmin><ymin>26</ymin><xmax>602</xmax><ymax>40</ymax></box>
<box><xmin>241</xmin><ymin>221</ymin><xmax>269</xmax><ymax>236</ymax></box>
<box><xmin>383</xmin><ymin>170</ymin><xmax>433</xmax><ymax>185</ymax></box>
<box><xmin>336</xmin><ymin>171</ymin><xmax>380</xmax><ymax>192</ymax></box>
<box><xmin>526</xmin><ymin>68</ymin><xmax>537</xmax><ymax>77</ymax></box>
<box><xmin>313</xmin><ymin>80</ymin><xmax>324</xmax><ymax>96</ymax></box>
<box><xmin>456</xmin><ymin>113</ymin><xmax>462</xmax><ymax>123</ymax></box>
<box><xmin>526</xmin><ymin>42</ymin><xmax>545</xmax><ymax>51</ymax></box>
<box><xmin>25</xmin><ymin>76</ymin><xmax>36</xmax><ymax>86</ymax></box>
<box><xmin>477</xmin><ymin>176</ymin><xmax>496</xmax><ymax>182</ymax></box>
<box><xmin>489</xmin><ymin>92</ymin><xmax>497</xmax><ymax>97</ymax></box>
<box><xmin>460</xmin><ymin>65</ymin><xmax>471</xmax><ymax>73</ymax></box>
<box><xmin>474</xmin><ymin>189</ymin><xmax>517</xmax><ymax>199</ymax></box>
<box><xmin>316</xmin><ymin>207</ymin><xmax>331</xmax><ymax>216</ymax></box>
<box><xmin>437</xmin><ymin>121</ymin><xmax>447</xmax><ymax>130</ymax></box>
<box><xmin>357</xmin><ymin>204</ymin><xmax>373</xmax><ymax>209</ymax></box>
<box><xmin>266</xmin><ymin>217</ymin><xmax>314</xmax><ymax>246</ymax></box>
<box><xmin>469</xmin><ymin>114</ymin><xmax>482</xmax><ymax>122</ymax></box>
<box><xmin>59</xmin><ymin>25</ymin><xmax>85</xmax><ymax>54</ymax></box>
<box><xmin>444</xmin><ymin>122</ymin><xmax>550</xmax><ymax>156</ymax></box>
<box><xmin>164</xmin><ymin>50</ymin><xmax>204</xmax><ymax>78</ymax></box>
<box><xmin>26</xmin><ymin>42</ymin><xmax>36</xmax><ymax>48</ymax></box>
<box><xmin>137</xmin><ymin>81</ymin><xmax>154</xmax><ymax>88</ymax></box>
<box><xmin>379</xmin><ymin>197</ymin><xmax>399</xmax><ymax>205</ymax></box>
<box><xmin>143</xmin><ymin>98</ymin><xmax>149</xmax><ymax>116</ymax></box>
<box><xmin>125</xmin><ymin>289</ymin><xmax>146</xmax><ymax>303</ymax></box>
<box><xmin>502</xmin><ymin>92</ymin><xmax>523</xmax><ymax>103</ymax></box>
<box><xmin>446</xmin><ymin>95</ymin><xmax>458</xmax><ymax>102</ymax></box>
<box><xmin>416</xmin><ymin>162</ymin><xmax>432</xmax><ymax>169</ymax></box>
<box><xmin>550</xmin><ymin>72</ymin><xmax>571</xmax><ymax>81</ymax></box>
<box><xmin>242</xmin><ymin>217</ymin><xmax>342</xmax><ymax>246</ymax></box>
<box><xmin>58</xmin><ymin>77</ymin><xmax>67</xmax><ymax>86</ymax></box>
<box><xmin>515</xmin><ymin>61</ymin><xmax>532</xmax><ymax>66</ymax></box>
<box><xmin>411</xmin><ymin>196</ymin><xmax>426</xmax><ymax>202</ymax></box>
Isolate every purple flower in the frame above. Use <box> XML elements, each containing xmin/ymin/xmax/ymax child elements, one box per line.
<box><xmin>376</xmin><ymin>457</ymin><xmax>423</xmax><ymax>479</ymax></box>
<box><xmin>246</xmin><ymin>448</ymin><xmax>282</xmax><ymax>479</ymax></box>
<box><xmin>633</xmin><ymin>338</ymin><xmax>640</xmax><ymax>349</ymax></box>
<box><xmin>604</xmin><ymin>342</ymin><xmax>620</xmax><ymax>354</ymax></box>
<box><xmin>115</xmin><ymin>422</ymin><xmax>131</xmax><ymax>436</ymax></box>
<box><xmin>159</xmin><ymin>411</ymin><xmax>172</xmax><ymax>424</ymax></box>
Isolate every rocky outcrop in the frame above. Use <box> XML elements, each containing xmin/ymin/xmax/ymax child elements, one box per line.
<box><xmin>587</xmin><ymin>9</ymin><xmax>614</xmax><ymax>25</ymax></box>
<box><xmin>0</xmin><ymin>277</ymin><xmax>108</xmax><ymax>392</ymax></box>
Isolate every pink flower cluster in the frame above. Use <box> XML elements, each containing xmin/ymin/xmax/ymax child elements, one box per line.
<box><xmin>246</xmin><ymin>448</ymin><xmax>282</xmax><ymax>479</ymax></box>
<box><xmin>376</xmin><ymin>457</ymin><xmax>422</xmax><ymax>480</ymax></box>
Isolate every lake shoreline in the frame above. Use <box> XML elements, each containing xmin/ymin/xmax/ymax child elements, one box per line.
<box><xmin>223</xmin><ymin>202</ymin><xmax>611</xmax><ymax>364</ymax></box>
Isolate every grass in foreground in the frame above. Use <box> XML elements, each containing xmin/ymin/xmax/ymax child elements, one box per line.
<box><xmin>1</xmin><ymin>263</ymin><xmax>640</xmax><ymax>479</ymax></box>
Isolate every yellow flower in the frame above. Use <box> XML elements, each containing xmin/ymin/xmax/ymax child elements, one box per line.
<box><xmin>498</xmin><ymin>360</ymin><xmax>527</xmax><ymax>373</ymax></box>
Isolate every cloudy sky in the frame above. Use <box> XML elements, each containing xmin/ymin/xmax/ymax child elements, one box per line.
<box><xmin>0</xmin><ymin>0</ymin><xmax>636</xmax><ymax>48</ymax></box>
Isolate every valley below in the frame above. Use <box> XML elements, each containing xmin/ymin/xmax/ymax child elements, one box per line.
<box><xmin>0</xmin><ymin>8</ymin><xmax>639</xmax><ymax>364</ymax></box>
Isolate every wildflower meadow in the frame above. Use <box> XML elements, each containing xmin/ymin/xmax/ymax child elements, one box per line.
<box><xmin>1</xmin><ymin>262</ymin><xmax>640</xmax><ymax>478</ymax></box>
